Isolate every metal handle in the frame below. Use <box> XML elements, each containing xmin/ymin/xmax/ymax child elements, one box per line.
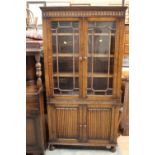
<box><xmin>79</xmin><ymin>57</ymin><xmax>83</xmax><ymax>61</ymax></box>
<box><xmin>83</xmin><ymin>56</ymin><xmax>87</xmax><ymax>60</ymax></box>
<box><xmin>83</xmin><ymin>125</ymin><xmax>87</xmax><ymax>128</ymax></box>
<box><xmin>79</xmin><ymin>57</ymin><xmax>87</xmax><ymax>61</ymax></box>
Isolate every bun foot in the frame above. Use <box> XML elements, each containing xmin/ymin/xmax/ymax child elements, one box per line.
<box><xmin>110</xmin><ymin>146</ymin><xmax>116</xmax><ymax>152</ymax></box>
<box><xmin>48</xmin><ymin>144</ymin><xmax>55</xmax><ymax>151</ymax></box>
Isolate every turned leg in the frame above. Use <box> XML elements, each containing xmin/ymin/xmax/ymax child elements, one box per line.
<box><xmin>106</xmin><ymin>145</ymin><xmax>111</xmax><ymax>149</ymax></box>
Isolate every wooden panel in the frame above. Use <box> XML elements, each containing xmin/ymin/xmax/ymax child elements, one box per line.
<box><xmin>26</xmin><ymin>56</ymin><xmax>36</xmax><ymax>81</ymax></box>
<box><xmin>26</xmin><ymin>115</ymin><xmax>41</xmax><ymax>146</ymax></box>
<box><xmin>56</xmin><ymin>107</ymin><xmax>78</xmax><ymax>138</ymax></box>
<box><xmin>124</xmin><ymin>24</ymin><xmax>129</xmax><ymax>55</ymax></box>
<box><xmin>86</xmin><ymin>105</ymin><xmax>112</xmax><ymax>140</ymax></box>
<box><xmin>26</xmin><ymin>118</ymin><xmax>36</xmax><ymax>145</ymax></box>
<box><xmin>116</xmin><ymin>18</ymin><xmax>125</xmax><ymax>98</ymax></box>
<box><xmin>124</xmin><ymin>44</ymin><xmax>129</xmax><ymax>54</ymax></box>
<box><xmin>48</xmin><ymin>104</ymin><xmax>82</xmax><ymax>141</ymax></box>
<box><xmin>120</xmin><ymin>80</ymin><xmax>129</xmax><ymax>135</ymax></box>
<box><xmin>41</xmin><ymin>6</ymin><xmax>127</xmax><ymax>18</ymax></box>
<box><xmin>124</xmin><ymin>34</ymin><xmax>129</xmax><ymax>43</ymax></box>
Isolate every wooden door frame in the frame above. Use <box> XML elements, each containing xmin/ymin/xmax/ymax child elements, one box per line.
<box><xmin>43</xmin><ymin>18</ymin><xmax>83</xmax><ymax>98</ymax></box>
<box><xmin>43</xmin><ymin>17</ymin><xmax>125</xmax><ymax>99</ymax></box>
<box><xmin>82</xmin><ymin>17</ymin><xmax>122</xmax><ymax>100</ymax></box>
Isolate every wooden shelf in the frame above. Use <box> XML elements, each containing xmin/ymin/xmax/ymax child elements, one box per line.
<box><xmin>88</xmin><ymin>54</ymin><xmax>114</xmax><ymax>58</ymax></box>
<box><xmin>52</xmin><ymin>33</ymin><xmax>115</xmax><ymax>36</ymax></box>
<box><xmin>53</xmin><ymin>53</ymin><xmax>114</xmax><ymax>58</ymax></box>
<box><xmin>53</xmin><ymin>72</ymin><xmax>79</xmax><ymax>77</ymax></box>
<box><xmin>88</xmin><ymin>73</ymin><xmax>113</xmax><ymax>78</ymax></box>
<box><xmin>52</xmin><ymin>33</ymin><xmax>79</xmax><ymax>36</ymax></box>
<box><xmin>88</xmin><ymin>33</ymin><xmax>115</xmax><ymax>36</ymax></box>
<box><xmin>53</xmin><ymin>53</ymin><xmax>79</xmax><ymax>57</ymax></box>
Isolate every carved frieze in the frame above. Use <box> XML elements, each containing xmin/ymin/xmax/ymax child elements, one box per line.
<box><xmin>42</xmin><ymin>10</ymin><xmax>125</xmax><ymax>18</ymax></box>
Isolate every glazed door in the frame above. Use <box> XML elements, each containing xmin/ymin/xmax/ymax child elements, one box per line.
<box><xmin>50</xmin><ymin>19</ymin><xmax>83</xmax><ymax>97</ymax></box>
<box><xmin>49</xmin><ymin>18</ymin><xmax>118</xmax><ymax>98</ymax></box>
<box><xmin>83</xmin><ymin>19</ymin><xmax>118</xmax><ymax>98</ymax></box>
<box><xmin>48</xmin><ymin>104</ymin><xmax>83</xmax><ymax>142</ymax></box>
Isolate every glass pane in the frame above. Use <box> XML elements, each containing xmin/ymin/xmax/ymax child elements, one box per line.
<box><xmin>87</xmin><ymin>21</ymin><xmax>116</xmax><ymax>96</ymax></box>
<box><xmin>88</xmin><ymin>22</ymin><xmax>116</xmax><ymax>29</ymax></box>
<box><xmin>88</xmin><ymin>58</ymin><xmax>114</xmax><ymax>74</ymax></box>
<box><xmin>93</xmin><ymin>58</ymin><xmax>114</xmax><ymax>74</ymax></box>
<box><xmin>51</xmin><ymin>21</ymin><xmax>80</xmax><ymax>95</ymax></box>
<box><xmin>59</xmin><ymin>57</ymin><xmax>78</xmax><ymax>73</ymax></box>
<box><xmin>88</xmin><ymin>21</ymin><xmax>116</xmax><ymax>55</ymax></box>
<box><xmin>58</xmin><ymin>28</ymin><xmax>73</xmax><ymax>33</ymax></box>
<box><xmin>58</xmin><ymin>36</ymin><xmax>73</xmax><ymax>53</ymax></box>
<box><xmin>94</xmin><ymin>36</ymin><xmax>110</xmax><ymax>54</ymax></box>
<box><xmin>59</xmin><ymin>21</ymin><xmax>72</xmax><ymax>27</ymax></box>
<box><xmin>54</xmin><ymin>77</ymin><xmax>79</xmax><ymax>95</ymax></box>
<box><xmin>87</xmin><ymin>77</ymin><xmax>113</xmax><ymax>95</ymax></box>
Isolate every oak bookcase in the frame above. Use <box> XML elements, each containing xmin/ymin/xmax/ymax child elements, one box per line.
<box><xmin>41</xmin><ymin>6</ymin><xmax>126</xmax><ymax>152</ymax></box>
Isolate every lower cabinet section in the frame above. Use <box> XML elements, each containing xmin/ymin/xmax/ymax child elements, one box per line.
<box><xmin>47</xmin><ymin>101</ymin><xmax>121</xmax><ymax>150</ymax></box>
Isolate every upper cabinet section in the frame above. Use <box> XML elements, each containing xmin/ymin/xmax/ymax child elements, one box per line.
<box><xmin>41</xmin><ymin>7</ymin><xmax>126</xmax><ymax>99</ymax></box>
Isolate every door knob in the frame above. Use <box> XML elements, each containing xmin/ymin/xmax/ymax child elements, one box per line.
<box><xmin>83</xmin><ymin>125</ymin><xmax>87</xmax><ymax>128</ymax></box>
<box><xmin>79</xmin><ymin>57</ymin><xmax>83</xmax><ymax>61</ymax></box>
<box><xmin>83</xmin><ymin>57</ymin><xmax>87</xmax><ymax>60</ymax></box>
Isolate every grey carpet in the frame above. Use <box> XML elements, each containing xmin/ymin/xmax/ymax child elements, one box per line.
<box><xmin>45</xmin><ymin>147</ymin><xmax>121</xmax><ymax>155</ymax></box>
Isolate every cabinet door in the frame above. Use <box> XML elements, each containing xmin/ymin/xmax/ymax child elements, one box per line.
<box><xmin>84</xmin><ymin>19</ymin><xmax>118</xmax><ymax>98</ymax></box>
<box><xmin>48</xmin><ymin>104</ymin><xmax>83</xmax><ymax>143</ymax></box>
<box><xmin>48</xmin><ymin>20</ymin><xmax>83</xmax><ymax>97</ymax></box>
<box><xmin>84</xmin><ymin>104</ymin><xmax>114</xmax><ymax>143</ymax></box>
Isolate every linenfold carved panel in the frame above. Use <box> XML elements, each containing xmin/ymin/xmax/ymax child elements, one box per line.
<box><xmin>42</xmin><ymin>11</ymin><xmax>125</xmax><ymax>18</ymax></box>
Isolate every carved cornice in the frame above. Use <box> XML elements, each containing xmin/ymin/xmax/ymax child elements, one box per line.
<box><xmin>42</xmin><ymin>10</ymin><xmax>125</xmax><ymax>18</ymax></box>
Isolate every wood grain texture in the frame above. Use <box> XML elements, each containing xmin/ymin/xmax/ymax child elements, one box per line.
<box><xmin>48</xmin><ymin>104</ymin><xmax>81</xmax><ymax>141</ymax></box>
<box><xmin>26</xmin><ymin>46</ymin><xmax>46</xmax><ymax>155</ymax></box>
<box><xmin>124</xmin><ymin>24</ymin><xmax>129</xmax><ymax>55</ymax></box>
<box><xmin>40</xmin><ymin>6</ymin><xmax>127</xmax><ymax>18</ymax></box>
<box><xmin>56</xmin><ymin>107</ymin><xmax>78</xmax><ymax>138</ymax></box>
<box><xmin>120</xmin><ymin>80</ymin><xmax>129</xmax><ymax>135</ymax></box>
<box><xmin>41</xmin><ymin>6</ymin><xmax>126</xmax><ymax>150</ymax></box>
<box><xmin>116</xmin><ymin>18</ymin><xmax>125</xmax><ymax>98</ymax></box>
<box><xmin>87</xmin><ymin>107</ymin><xmax>111</xmax><ymax>140</ymax></box>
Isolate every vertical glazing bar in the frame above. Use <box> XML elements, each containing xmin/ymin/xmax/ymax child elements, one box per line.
<box><xmin>73</xmin><ymin>26</ymin><xmax>75</xmax><ymax>94</ymax></box>
<box><xmin>91</xmin><ymin>27</ymin><xmax>95</xmax><ymax>94</ymax></box>
<box><xmin>56</xmin><ymin>27</ymin><xmax>60</xmax><ymax>92</ymax></box>
<box><xmin>107</xmin><ymin>30</ymin><xmax>112</xmax><ymax>93</ymax></box>
<box><xmin>79</xmin><ymin>19</ymin><xmax>83</xmax><ymax>97</ymax></box>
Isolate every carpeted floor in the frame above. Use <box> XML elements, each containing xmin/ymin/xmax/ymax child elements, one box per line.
<box><xmin>45</xmin><ymin>147</ymin><xmax>121</xmax><ymax>155</ymax></box>
<box><xmin>45</xmin><ymin>136</ymin><xmax>129</xmax><ymax>155</ymax></box>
